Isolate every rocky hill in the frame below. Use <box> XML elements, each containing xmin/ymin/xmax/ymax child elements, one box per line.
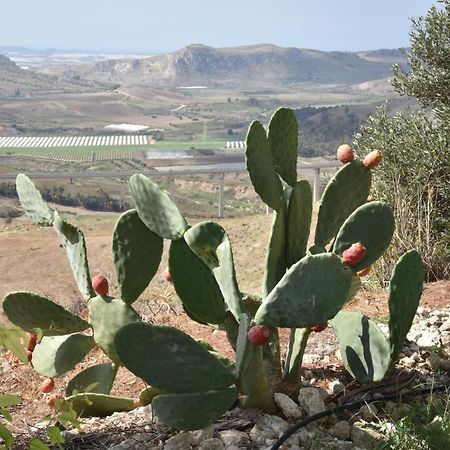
<box><xmin>37</xmin><ymin>43</ymin><xmax>408</xmax><ymax>87</ymax></box>
<box><xmin>0</xmin><ymin>55</ymin><xmax>110</xmax><ymax>98</ymax></box>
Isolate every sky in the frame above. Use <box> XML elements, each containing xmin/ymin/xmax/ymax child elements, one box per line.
<box><xmin>0</xmin><ymin>0</ymin><xmax>439</xmax><ymax>54</ymax></box>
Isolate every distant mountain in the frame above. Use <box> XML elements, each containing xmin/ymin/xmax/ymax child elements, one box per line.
<box><xmin>0</xmin><ymin>54</ymin><xmax>111</xmax><ymax>98</ymax></box>
<box><xmin>37</xmin><ymin>43</ymin><xmax>408</xmax><ymax>87</ymax></box>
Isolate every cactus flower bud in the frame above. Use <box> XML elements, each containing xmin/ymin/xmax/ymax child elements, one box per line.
<box><xmin>40</xmin><ymin>378</ymin><xmax>55</xmax><ymax>393</ymax></box>
<box><xmin>247</xmin><ymin>325</ymin><xmax>271</xmax><ymax>346</ymax></box>
<box><xmin>342</xmin><ymin>243</ymin><xmax>366</xmax><ymax>266</ymax></box>
<box><xmin>27</xmin><ymin>333</ymin><xmax>37</xmax><ymax>352</ymax></box>
<box><xmin>337</xmin><ymin>144</ymin><xmax>354</xmax><ymax>164</ymax></box>
<box><xmin>357</xmin><ymin>266</ymin><xmax>372</xmax><ymax>277</ymax></box>
<box><xmin>309</xmin><ymin>321</ymin><xmax>328</xmax><ymax>332</ymax></box>
<box><xmin>92</xmin><ymin>274</ymin><xmax>109</xmax><ymax>296</ymax></box>
<box><xmin>363</xmin><ymin>150</ymin><xmax>382</xmax><ymax>169</ymax></box>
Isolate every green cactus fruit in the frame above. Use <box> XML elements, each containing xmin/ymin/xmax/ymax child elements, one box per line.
<box><xmin>254</xmin><ymin>253</ymin><xmax>353</xmax><ymax>328</ymax></box>
<box><xmin>286</xmin><ymin>180</ymin><xmax>312</xmax><ymax>267</ymax></box>
<box><xmin>15</xmin><ymin>174</ymin><xmax>54</xmax><ymax>225</ymax></box>
<box><xmin>112</xmin><ymin>209</ymin><xmax>163</xmax><ymax>303</ymax></box>
<box><xmin>138</xmin><ymin>386</ymin><xmax>165</xmax><ymax>406</ymax></box>
<box><xmin>114</xmin><ymin>323</ymin><xmax>235</xmax><ymax>394</ymax></box>
<box><xmin>315</xmin><ymin>161</ymin><xmax>372</xmax><ymax>247</ymax></box>
<box><xmin>169</xmin><ymin>238</ymin><xmax>226</xmax><ymax>324</ymax></box>
<box><xmin>245</xmin><ymin>120</ymin><xmax>283</xmax><ymax>210</ymax></box>
<box><xmin>330</xmin><ymin>311</ymin><xmax>391</xmax><ymax>383</ymax></box>
<box><xmin>66</xmin><ymin>363</ymin><xmax>117</xmax><ymax>397</ymax></box>
<box><xmin>267</xmin><ymin>107</ymin><xmax>298</xmax><ymax>187</ymax></box>
<box><xmin>53</xmin><ymin>211</ymin><xmax>95</xmax><ymax>300</ymax></box>
<box><xmin>283</xmin><ymin>327</ymin><xmax>311</xmax><ymax>381</ymax></box>
<box><xmin>333</xmin><ymin>201</ymin><xmax>395</xmax><ymax>272</ymax></box>
<box><xmin>2</xmin><ymin>292</ymin><xmax>90</xmax><ymax>336</ymax></box>
<box><xmin>88</xmin><ymin>295</ymin><xmax>141</xmax><ymax>364</ymax></box>
<box><xmin>152</xmin><ymin>387</ymin><xmax>239</xmax><ymax>431</ymax></box>
<box><xmin>129</xmin><ymin>174</ymin><xmax>188</xmax><ymax>240</ymax></box>
<box><xmin>388</xmin><ymin>250</ymin><xmax>424</xmax><ymax>363</ymax></box>
<box><xmin>262</xmin><ymin>205</ymin><xmax>286</xmax><ymax>298</ymax></box>
<box><xmin>184</xmin><ymin>222</ymin><xmax>245</xmax><ymax>321</ymax></box>
<box><xmin>32</xmin><ymin>333</ymin><xmax>95</xmax><ymax>378</ymax></box>
<box><xmin>66</xmin><ymin>393</ymin><xmax>136</xmax><ymax>417</ymax></box>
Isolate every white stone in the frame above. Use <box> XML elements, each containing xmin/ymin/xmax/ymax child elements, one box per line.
<box><xmin>249</xmin><ymin>414</ymin><xmax>289</xmax><ymax>440</ymax></box>
<box><xmin>218</xmin><ymin>430</ymin><xmax>249</xmax><ymax>447</ymax></box>
<box><xmin>298</xmin><ymin>387</ymin><xmax>327</xmax><ymax>415</ymax></box>
<box><xmin>274</xmin><ymin>392</ymin><xmax>304</xmax><ymax>419</ymax></box>
<box><xmin>198</xmin><ymin>438</ymin><xmax>224</xmax><ymax>450</ymax></box>
<box><xmin>190</xmin><ymin>425</ymin><xmax>215</xmax><ymax>444</ymax></box>
<box><xmin>328</xmin><ymin>380</ymin><xmax>345</xmax><ymax>395</ymax></box>
<box><xmin>163</xmin><ymin>431</ymin><xmax>192</xmax><ymax>450</ymax></box>
<box><xmin>329</xmin><ymin>420</ymin><xmax>351</xmax><ymax>440</ymax></box>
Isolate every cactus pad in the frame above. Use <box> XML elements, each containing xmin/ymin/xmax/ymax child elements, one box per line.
<box><xmin>330</xmin><ymin>311</ymin><xmax>391</xmax><ymax>383</ymax></box>
<box><xmin>388</xmin><ymin>250</ymin><xmax>423</xmax><ymax>362</ymax></box>
<box><xmin>114</xmin><ymin>322</ymin><xmax>235</xmax><ymax>393</ymax></box>
<box><xmin>32</xmin><ymin>333</ymin><xmax>95</xmax><ymax>378</ymax></box>
<box><xmin>255</xmin><ymin>253</ymin><xmax>353</xmax><ymax>328</ymax></box>
<box><xmin>129</xmin><ymin>174</ymin><xmax>188</xmax><ymax>240</ymax></box>
<box><xmin>16</xmin><ymin>174</ymin><xmax>54</xmax><ymax>225</ymax></box>
<box><xmin>333</xmin><ymin>201</ymin><xmax>395</xmax><ymax>272</ymax></box>
<box><xmin>88</xmin><ymin>295</ymin><xmax>141</xmax><ymax>364</ymax></box>
<box><xmin>2</xmin><ymin>292</ymin><xmax>89</xmax><ymax>336</ymax></box>
<box><xmin>315</xmin><ymin>161</ymin><xmax>371</xmax><ymax>247</ymax></box>
<box><xmin>245</xmin><ymin>120</ymin><xmax>283</xmax><ymax>210</ymax></box>
<box><xmin>169</xmin><ymin>238</ymin><xmax>226</xmax><ymax>324</ymax></box>
<box><xmin>184</xmin><ymin>222</ymin><xmax>245</xmax><ymax>321</ymax></box>
<box><xmin>67</xmin><ymin>393</ymin><xmax>136</xmax><ymax>417</ymax></box>
<box><xmin>66</xmin><ymin>362</ymin><xmax>117</xmax><ymax>396</ymax></box>
<box><xmin>53</xmin><ymin>211</ymin><xmax>94</xmax><ymax>300</ymax></box>
<box><xmin>262</xmin><ymin>206</ymin><xmax>286</xmax><ymax>298</ymax></box>
<box><xmin>139</xmin><ymin>386</ymin><xmax>165</xmax><ymax>406</ymax></box>
<box><xmin>267</xmin><ymin>107</ymin><xmax>298</xmax><ymax>187</ymax></box>
<box><xmin>152</xmin><ymin>387</ymin><xmax>238</xmax><ymax>431</ymax></box>
<box><xmin>286</xmin><ymin>180</ymin><xmax>312</xmax><ymax>267</ymax></box>
<box><xmin>112</xmin><ymin>209</ymin><xmax>163</xmax><ymax>303</ymax></box>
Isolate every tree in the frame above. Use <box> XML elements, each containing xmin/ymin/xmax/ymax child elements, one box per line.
<box><xmin>354</xmin><ymin>0</ymin><xmax>450</xmax><ymax>281</ymax></box>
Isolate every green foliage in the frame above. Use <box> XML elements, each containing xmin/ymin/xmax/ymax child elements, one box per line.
<box><xmin>355</xmin><ymin>1</ymin><xmax>450</xmax><ymax>281</ymax></box>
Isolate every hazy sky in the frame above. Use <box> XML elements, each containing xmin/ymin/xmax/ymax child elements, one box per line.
<box><xmin>0</xmin><ymin>0</ymin><xmax>438</xmax><ymax>53</ymax></box>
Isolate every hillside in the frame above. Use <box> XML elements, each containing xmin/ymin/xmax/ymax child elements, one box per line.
<box><xmin>296</xmin><ymin>97</ymin><xmax>419</xmax><ymax>157</ymax></box>
<box><xmin>0</xmin><ymin>55</ymin><xmax>111</xmax><ymax>98</ymax></box>
<box><xmin>36</xmin><ymin>43</ymin><xmax>408</xmax><ymax>87</ymax></box>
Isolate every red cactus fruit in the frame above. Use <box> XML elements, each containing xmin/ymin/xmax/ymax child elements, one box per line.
<box><xmin>27</xmin><ymin>333</ymin><xmax>37</xmax><ymax>352</ymax></box>
<box><xmin>337</xmin><ymin>144</ymin><xmax>354</xmax><ymax>164</ymax></box>
<box><xmin>363</xmin><ymin>150</ymin><xmax>382</xmax><ymax>169</ymax></box>
<box><xmin>247</xmin><ymin>325</ymin><xmax>271</xmax><ymax>346</ymax></box>
<box><xmin>309</xmin><ymin>321</ymin><xmax>328</xmax><ymax>332</ymax></box>
<box><xmin>342</xmin><ymin>243</ymin><xmax>366</xmax><ymax>266</ymax></box>
<box><xmin>357</xmin><ymin>266</ymin><xmax>372</xmax><ymax>277</ymax></box>
<box><xmin>92</xmin><ymin>274</ymin><xmax>109</xmax><ymax>296</ymax></box>
<box><xmin>40</xmin><ymin>378</ymin><xmax>55</xmax><ymax>393</ymax></box>
<box><xmin>163</xmin><ymin>268</ymin><xmax>173</xmax><ymax>283</ymax></box>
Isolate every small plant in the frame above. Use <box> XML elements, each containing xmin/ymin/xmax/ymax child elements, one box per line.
<box><xmin>2</xmin><ymin>108</ymin><xmax>424</xmax><ymax>431</ymax></box>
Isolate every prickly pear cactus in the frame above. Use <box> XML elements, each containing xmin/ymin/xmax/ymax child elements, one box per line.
<box><xmin>3</xmin><ymin>107</ymin><xmax>425</xmax><ymax>429</ymax></box>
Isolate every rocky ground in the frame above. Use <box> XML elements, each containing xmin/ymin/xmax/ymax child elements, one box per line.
<box><xmin>6</xmin><ymin>303</ymin><xmax>450</xmax><ymax>450</ymax></box>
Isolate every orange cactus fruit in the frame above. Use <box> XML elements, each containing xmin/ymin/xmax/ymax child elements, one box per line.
<box><xmin>363</xmin><ymin>150</ymin><xmax>382</xmax><ymax>169</ymax></box>
<box><xmin>337</xmin><ymin>144</ymin><xmax>354</xmax><ymax>164</ymax></box>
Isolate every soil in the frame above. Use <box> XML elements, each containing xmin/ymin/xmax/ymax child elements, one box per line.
<box><xmin>0</xmin><ymin>205</ymin><xmax>449</xmax><ymax>444</ymax></box>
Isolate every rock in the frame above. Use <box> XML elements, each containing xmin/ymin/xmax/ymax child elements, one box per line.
<box><xmin>329</xmin><ymin>420</ymin><xmax>351</xmax><ymax>440</ymax></box>
<box><xmin>109</xmin><ymin>433</ymin><xmax>158</xmax><ymax>449</ymax></box>
<box><xmin>427</xmin><ymin>352</ymin><xmax>442</xmax><ymax>371</ymax></box>
<box><xmin>358</xmin><ymin>404</ymin><xmax>378</xmax><ymax>421</ymax></box>
<box><xmin>274</xmin><ymin>393</ymin><xmax>304</xmax><ymax>419</ymax></box>
<box><xmin>439</xmin><ymin>320</ymin><xmax>450</xmax><ymax>332</ymax></box>
<box><xmin>198</xmin><ymin>438</ymin><xmax>224</xmax><ymax>450</ymax></box>
<box><xmin>328</xmin><ymin>380</ymin><xmax>345</xmax><ymax>395</ymax></box>
<box><xmin>441</xmin><ymin>333</ymin><xmax>450</xmax><ymax>347</ymax></box>
<box><xmin>190</xmin><ymin>425</ymin><xmax>215</xmax><ymax>445</ymax></box>
<box><xmin>249</xmin><ymin>415</ymin><xmax>289</xmax><ymax>441</ymax></box>
<box><xmin>163</xmin><ymin>432</ymin><xmax>192</xmax><ymax>450</ymax></box>
<box><xmin>417</xmin><ymin>329</ymin><xmax>441</xmax><ymax>347</ymax></box>
<box><xmin>298</xmin><ymin>387</ymin><xmax>327</xmax><ymax>415</ymax></box>
<box><xmin>351</xmin><ymin>423</ymin><xmax>382</xmax><ymax>449</ymax></box>
<box><xmin>218</xmin><ymin>430</ymin><xmax>249</xmax><ymax>447</ymax></box>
